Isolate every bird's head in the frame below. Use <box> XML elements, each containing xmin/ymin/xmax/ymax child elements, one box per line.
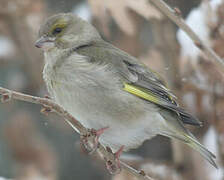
<box><xmin>35</xmin><ymin>13</ymin><xmax>101</xmax><ymax>51</ymax></box>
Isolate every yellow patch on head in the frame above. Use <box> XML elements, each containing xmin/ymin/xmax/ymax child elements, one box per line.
<box><xmin>50</xmin><ymin>19</ymin><xmax>68</xmax><ymax>35</ymax></box>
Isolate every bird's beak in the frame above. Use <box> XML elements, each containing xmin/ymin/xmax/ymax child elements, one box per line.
<box><xmin>35</xmin><ymin>36</ymin><xmax>56</xmax><ymax>51</ymax></box>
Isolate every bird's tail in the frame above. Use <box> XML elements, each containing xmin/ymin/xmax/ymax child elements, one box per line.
<box><xmin>162</xmin><ymin>131</ymin><xmax>217</xmax><ymax>168</ymax></box>
<box><xmin>159</xmin><ymin>110</ymin><xmax>217</xmax><ymax>168</ymax></box>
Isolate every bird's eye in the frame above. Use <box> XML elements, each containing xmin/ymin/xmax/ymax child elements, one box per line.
<box><xmin>52</xmin><ymin>27</ymin><xmax>62</xmax><ymax>35</ymax></box>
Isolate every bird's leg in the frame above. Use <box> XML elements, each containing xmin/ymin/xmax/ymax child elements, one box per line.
<box><xmin>106</xmin><ymin>145</ymin><xmax>124</xmax><ymax>174</ymax></box>
<box><xmin>90</xmin><ymin>127</ymin><xmax>109</xmax><ymax>148</ymax></box>
<box><xmin>44</xmin><ymin>95</ymin><xmax>51</xmax><ymax>99</ymax></box>
<box><xmin>80</xmin><ymin>127</ymin><xmax>109</xmax><ymax>154</ymax></box>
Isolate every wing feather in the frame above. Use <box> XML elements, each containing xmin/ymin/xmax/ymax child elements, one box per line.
<box><xmin>75</xmin><ymin>41</ymin><xmax>202</xmax><ymax>126</ymax></box>
<box><xmin>123</xmin><ymin>83</ymin><xmax>202</xmax><ymax>126</ymax></box>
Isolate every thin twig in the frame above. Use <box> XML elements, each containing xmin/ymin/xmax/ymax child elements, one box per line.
<box><xmin>0</xmin><ymin>86</ymin><xmax>154</xmax><ymax>180</ymax></box>
<box><xmin>148</xmin><ymin>0</ymin><xmax>224</xmax><ymax>74</ymax></box>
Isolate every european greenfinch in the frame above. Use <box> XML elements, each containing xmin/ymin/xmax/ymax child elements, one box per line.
<box><xmin>35</xmin><ymin>13</ymin><xmax>216</xmax><ymax>168</ymax></box>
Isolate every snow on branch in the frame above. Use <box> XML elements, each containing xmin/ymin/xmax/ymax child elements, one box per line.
<box><xmin>149</xmin><ymin>0</ymin><xmax>224</xmax><ymax>74</ymax></box>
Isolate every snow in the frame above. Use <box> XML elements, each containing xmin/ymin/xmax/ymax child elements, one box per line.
<box><xmin>177</xmin><ymin>0</ymin><xmax>224</xmax><ymax>62</ymax></box>
<box><xmin>177</xmin><ymin>6</ymin><xmax>208</xmax><ymax>61</ymax></box>
<box><xmin>210</xmin><ymin>0</ymin><xmax>223</xmax><ymax>11</ymax></box>
<box><xmin>0</xmin><ymin>36</ymin><xmax>15</xmax><ymax>58</ymax></box>
<box><xmin>0</xmin><ymin>177</ymin><xmax>12</xmax><ymax>180</ymax></box>
<box><xmin>72</xmin><ymin>1</ymin><xmax>92</xmax><ymax>22</ymax></box>
<box><xmin>203</xmin><ymin>126</ymin><xmax>224</xmax><ymax>180</ymax></box>
<box><xmin>204</xmin><ymin>126</ymin><xmax>218</xmax><ymax>156</ymax></box>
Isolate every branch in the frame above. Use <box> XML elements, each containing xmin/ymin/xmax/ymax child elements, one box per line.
<box><xmin>148</xmin><ymin>0</ymin><xmax>224</xmax><ymax>74</ymax></box>
<box><xmin>0</xmin><ymin>86</ymin><xmax>154</xmax><ymax>180</ymax></box>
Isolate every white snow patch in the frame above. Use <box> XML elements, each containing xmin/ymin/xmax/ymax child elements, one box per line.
<box><xmin>177</xmin><ymin>6</ymin><xmax>208</xmax><ymax>60</ymax></box>
<box><xmin>72</xmin><ymin>1</ymin><xmax>92</xmax><ymax>22</ymax></box>
<box><xmin>177</xmin><ymin>0</ymin><xmax>224</xmax><ymax>62</ymax></box>
<box><xmin>0</xmin><ymin>36</ymin><xmax>15</xmax><ymax>58</ymax></box>
<box><xmin>210</xmin><ymin>0</ymin><xmax>223</xmax><ymax>11</ymax></box>
<box><xmin>204</xmin><ymin>126</ymin><xmax>218</xmax><ymax>155</ymax></box>
<box><xmin>0</xmin><ymin>177</ymin><xmax>12</xmax><ymax>180</ymax></box>
<box><xmin>203</xmin><ymin>126</ymin><xmax>224</xmax><ymax>180</ymax></box>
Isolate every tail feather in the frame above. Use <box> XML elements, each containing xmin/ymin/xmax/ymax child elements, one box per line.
<box><xmin>163</xmin><ymin>132</ymin><xmax>217</xmax><ymax>168</ymax></box>
<box><xmin>185</xmin><ymin>134</ymin><xmax>217</xmax><ymax>168</ymax></box>
<box><xmin>159</xmin><ymin>110</ymin><xmax>217</xmax><ymax>168</ymax></box>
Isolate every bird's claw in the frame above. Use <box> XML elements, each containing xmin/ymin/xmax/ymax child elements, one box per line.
<box><xmin>44</xmin><ymin>95</ymin><xmax>51</xmax><ymax>99</ymax></box>
<box><xmin>80</xmin><ymin>127</ymin><xmax>124</xmax><ymax>174</ymax></box>
<box><xmin>106</xmin><ymin>145</ymin><xmax>124</xmax><ymax>174</ymax></box>
<box><xmin>80</xmin><ymin>127</ymin><xmax>109</xmax><ymax>154</ymax></box>
<box><xmin>0</xmin><ymin>92</ymin><xmax>12</xmax><ymax>103</ymax></box>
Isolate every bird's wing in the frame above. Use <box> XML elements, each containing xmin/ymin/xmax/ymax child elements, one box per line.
<box><xmin>75</xmin><ymin>41</ymin><xmax>202</xmax><ymax>126</ymax></box>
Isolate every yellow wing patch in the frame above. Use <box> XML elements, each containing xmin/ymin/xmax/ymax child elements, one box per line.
<box><xmin>123</xmin><ymin>82</ymin><xmax>159</xmax><ymax>103</ymax></box>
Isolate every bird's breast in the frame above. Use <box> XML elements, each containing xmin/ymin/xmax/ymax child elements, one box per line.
<box><xmin>42</xmin><ymin>53</ymin><xmax>160</xmax><ymax>152</ymax></box>
<box><xmin>44</xmin><ymin>60</ymin><xmax>149</xmax><ymax>128</ymax></box>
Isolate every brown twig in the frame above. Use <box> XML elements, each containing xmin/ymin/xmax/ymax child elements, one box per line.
<box><xmin>0</xmin><ymin>86</ymin><xmax>154</xmax><ymax>180</ymax></box>
<box><xmin>148</xmin><ymin>0</ymin><xmax>224</xmax><ymax>74</ymax></box>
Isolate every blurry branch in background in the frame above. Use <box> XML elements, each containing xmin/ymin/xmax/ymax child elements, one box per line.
<box><xmin>0</xmin><ymin>86</ymin><xmax>155</xmax><ymax>180</ymax></box>
<box><xmin>0</xmin><ymin>0</ymin><xmax>222</xmax><ymax>179</ymax></box>
<box><xmin>0</xmin><ymin>0</ymin><xmax>46</xmax><ymax>91</ymax></box>
<box><xmin>88</xmin><ymin>0</ymin><xmax>224</xmax><ymax>75</ymax></box>
<box><xmin>88</xmin><ymin>1</ymin><xmax>224</xmax><ymax>179</ymax></box>
<box><xmin>148</xmin><ymin>0</ymin><xmax>224</xmax><ymax>75</ymax></box>
<box><xmin>88</xmin><ymin>0</ymin><xmax>163</xmax><ymax>36</ymax></box>
<box><xmin>177</xmin><ymin>1</ymin><xmax>224</xmax><ymax>178</ymax></box>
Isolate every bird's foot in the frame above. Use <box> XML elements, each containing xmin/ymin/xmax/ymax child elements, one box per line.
<box><xmin>106</xmin><ymin>145</ymin><xmax>124</xmax><ymax>174</ymax></box>
<box><xmin>44</xmin><ymin>95</ymin><xmax>51</xmax><ymax>99</ymax></box>
<box><xmin>80</xmin><ymin>127</ymin><xmax>109</xmax><ymax>154</ymax></box>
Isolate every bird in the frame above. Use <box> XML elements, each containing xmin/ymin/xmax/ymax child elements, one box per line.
<box><xmin>35</xmin><ymin>13</ymin><xmax>216</xmax><ymax>168</ymax></box>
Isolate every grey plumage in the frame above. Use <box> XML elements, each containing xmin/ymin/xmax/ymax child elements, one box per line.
<box><xmin>35</xmin><ymin>13</ymin><xmax>217</xmax><ymax>168</ymax></box>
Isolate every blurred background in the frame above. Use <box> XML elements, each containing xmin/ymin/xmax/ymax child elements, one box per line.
<box><xmin>0</xmin><ymin>0</ymin><xmax>223</xmax><ymax>179</ymax></box>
